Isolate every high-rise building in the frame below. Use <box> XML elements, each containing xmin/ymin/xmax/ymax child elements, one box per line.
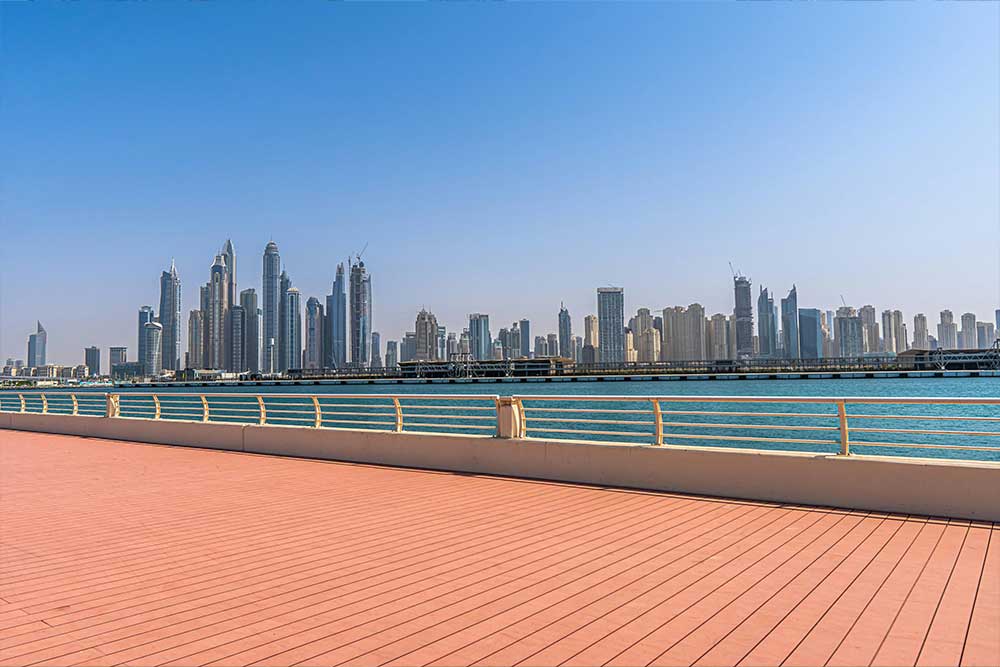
<box><xmin>558</xmin><ymin>304</ymin><xmax>572</xmax><ymax>358</ymax></box>
<box><xmin>960</xmin><ymin>313</ymin><xmax>977</xmax><ymax>350</ymax></box>
<box><xmin>892</xmin><ymin>310</ymin><xmax>907</xmax><ymax>352</ymax></box>
<box><xmin>583</xmin><ymin>315</ymin><xmax>599</xmax><ymax>351</ymax></box>
<box><xmin>414</xmin><ymin>309</ymin><xmax>439</xmax><ymax>361</ymax></box>
<box><xmin>630</xmin><ymin>308</ymin><xmax>654</xmax><ymax>341</ymax></box>
<box><xmin>534</xmin><ymin>335</ymin><xmax>548</xmax><ymax>358</ymax></box>
<box><xmin>437</xmin><ymin>327</ymin><xmax>447</xmax><ymax>361</ymax></box>
<box><xmin>240</xmin><ymin>289</ymin><xmax>261</xmax><ymax>373</ymax></box>
<box><xmin>370</xmin><ymin>332</ymin><xmax>382</xmax><ymax>368</ymax></box>
<box><xmin>325</xmin><ymin>263</ymin><xmax>347</xmax><ymax>369</ymax></box>
<box><xmin>186</xmin><ymin>311</ymin><xmax>204</xmax><ymax>368</ymax></box>
<box><xmin>278</xmin><ymin>270</ymin><xmax>292</xmax><ymax>371</ymax></box>
<box><xmin>304</xmin><ymin>297</ymin><xmax>324</xmax><ymax>370</ymax></box>
<box><xmin>109</xmin><ymin>346</ymin><xmax>127</xmax><ymax>370</ymax></box>
<box><xmin>519</xmin><ymin>319</ymin><xmax>531</xmax><ymax>358</ymax></box>
<box><xmin>468</xmin><ymin>313</ymin><xmax>491</xmax><ymax>360</ymax></box>
<box><xmin>996</xmin><ymin>309</ymin><xmax>1000</xmax><ymax>337</ymax></box>
<box><xmin>733</xmin><ymin>275</ymin><xmax>753</xmax><ymax>357</ymax></box>
<box><xmin>199</xmin><ymin>284</ymin><xmax>210</xmax><ymax>366</ymax></box>
<box><xmin>158</xmin><ymin>260</ymin><xmax>181</xmax><ymax>371</ymax></box>
<box><xmin>261</xmin><ymin>241</ymin><xmax>281</xmax><ymax>373</ymax></box>
<box><xmin>798</xmin><ymin>309</ymin><xmax>823</xmax><ymax>359</ymax></box>
<box><xmin>27</xmin><ymin>321</ymin><xmax>47</xmax><ymax>368</ymax></box>
<box><xmin>937</xmin><ymin>310</ymin><xmax>958</xmax><ymax>349</ymax></box>
<box><xmin>137</xmin><ymin>306</ymin><xmax>154</xmax><ymax>367</ymax></box>
<box><xmin>880</xmin><ymin>310</ymin><xmax>895</xmax><ymax>353</ymax></box>
<box><xmin>446</xmin><ymin>332</ymin><xmax>458</xmax><ymax>358</ymax></box>
<box><xmin>572</xmin><ymin>335</ymin><xmax>583</xmax><ymax>363</ymax></box>
<box><xmin>546</xmin><ymin>333</ymin><xmax>559</xmax><ymax>358</ymax></box>
<box><xmin>385</xmin><ymin>340</ymin><xmax>398</xmax><ymax>369</ymax></box>
<box><xmin>976</xmin><ymin>322</ymin><xmax>996</xmax><ymax>349</ymax></box>
<box><xmin>207</xmin><ymin>254</ymin><xmax>229</xmax><ymax>369</ymax></box>
<box><xmin>835</xmin><ymin>307</ymin><xmax>864</xmax><ymax>357</ymax></box>
<box><xmin>624</xmin><ymin>330</ymin><xmax>637</xmax><ymax>362</ymax></box>
<box><xmin>756</xmin><ymin>287</ymin><xmax>777</xmax><ymax>358</ymax></box>
<box><xmin>780</xmin><ymin>285</ymin><xmax>799</xmax><ymax>359</ymax></box>
<box><xmin>349</xmin><ymin>260</ymin><xmax>372</xmax><ymax>368</ymax></box>
<box><xmin>282</xmin><ymin>287</ymin><xmax>302</xmax><ymax>371</ymax></box>
<box><xmin>707</xmin><ymin>314</ymin><xmax>729</xmax><ymax>361</ymax></box>
<box><xmin>637</xmin><ymin>327</ymin><xmax>660</xmax><ymax>363</ymax></box>
<box><xmin>597</xmin><ymin>287</ymin><xmax>624</xmax><ymax>365</ymax></box>
<box><xmin>228</xmin><ymin>305</ymin><xmax>246</xmax><ymax>372</ymax></box>
<box><xmin>142</xmin><ymin>321</ymin><xmax>163</xmax><ymax>376</ymax></box>
<box><xmin>661</xmin><ymin>305</ymin><xmax>706</xmax><ymax>361</ymax></box>
<box><xmin>222</xmin><ymin>239</ymin><xmax>236</xmax><ymax>312</ymax></box>
<box><xmin>859</xmin><ymin>305</ymin><xmax>879</xmax><ymax>354</ymax></box>
<box><xmin>84</xmin><ymin>346</ymin><xmax>100</xmax><ymax>376</ymax></box>
<box><xmin>912</xmin><ymin>313</ymin><xmax>929</xmax><ymax>350</ymax></box>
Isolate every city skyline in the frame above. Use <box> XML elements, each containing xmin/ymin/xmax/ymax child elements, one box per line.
<box><xmin>2</xmin><ymin>3</ymin><xmax>998</xmax><ymax>362</ymax></box>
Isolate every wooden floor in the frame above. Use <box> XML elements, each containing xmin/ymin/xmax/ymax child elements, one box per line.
<box><xmin>1</xmin><ymin>430</ymin><xmax>997</xmax><ymax>667</ymax></box>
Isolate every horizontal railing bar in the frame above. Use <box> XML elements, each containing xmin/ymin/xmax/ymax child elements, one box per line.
<box><xmin>525</xmin><ymin>427</ymin><xmax>651</xmax><ymax>438</ymax></box>
<box><xmin>525</xmin><ymin>417</ymin><xmax>654</xmax><ymax>426</ymax></box>
<box><xmin>515</xmin><ymin>395</ymin><xmax>1000</xmax><ymax>405</ymax></box>
<box><xmin>319</xmin><ymin>420</ymin><xmax>397</xmax><ymax>428</ymax></box>
<box><xmin>849</xmin><ymin>427</ymin><xmax>1000</xmax><ymax>437</ymax></box>
<box><xmin>403</xmin><ymin>422</ymin><xmax>496</xmax><ymax>430</ymax></box>
<box><xmin>664</xmin><ymin>433</ymin><xmax>840</xmax><ymax>446</ymax></box>
<box><xmin>396</xmin><ymin>404</ymin><xmax>496</xmax><ymax>411</ymax></box>
<box><xmin>320</xmin><ymin>410</ymin><xmax>396</xmax><ymax>418</ymax></box>
<box><xmin>664</xmin><ymin>421</ymin><xmax>840</xmax><ymax>432</ymax></box>
<box><xmin>316</xmin><ymin>403</ymin><xmax>395</xmax><ymax>410</ymax></box>
<box><xmin>521</xmin><ymin>407</ymin><xmax>651</xmax><ymax>414</ymax></box>
<box><xmin>400</xmin><ymin>413</ymin><xmax>496</xmax><ymax>421</ymax></box>
<box><xmin>109</xmin><ymin>392</ymin><xmax>500</xmax><ymax>400</ymax></box>
<box><xmin>847</xmin><ymin>413</ymin><xmax>1000</xmax><ymax>423</ymax></box>
<box><xmin>849</xmin><ymin>440</ymin><xmax>1000</xmax><ymax>452</ymax></box>
<box><xmin>660</xmin><ymin>409</ymin><xmax>836</xmax><ymax>419</ymax></box>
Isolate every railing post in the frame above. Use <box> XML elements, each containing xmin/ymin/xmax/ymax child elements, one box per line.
<box><xmin>71</xmin><ymin>394</ymin><xmax>79</xmax><ymax>415</ymax></box>
<box><xmin>837</xmin><ymin>399</ymin><xmax>850</xmax><ymax>456</ymax></box>
<box><xmin>105</xmin><ymin>393</ymin><xmax>120</xmax><ymax>418</ymax></box>
<box><xmin>257</xmin><ymin>396</ymin><xmax>266</xmax><ymax>425</ymax></box>
<box><xmin>496</xmin><ymin>396</ymin><xmax>523</xmax><ymax>439</ymax></box>
<box><xmin>18</xmin><ymin>393</ymin><xmax>25</xmax><ymax>413</ymax></box>
<box><xmin>153</xmin><ymin>395</ymin><xmax>161</xmax><ymax>420</ymax></box>
<box><xmin>311</xmin><ymin>396</ymin><xmax>322</xmax><ymax>428</ymax></box>
<box><xmin>41</xmin><ymin>394</ymin><xmax>48</xmax><ymax>414</ymax></box>
<box><xmin>652</xmin><ymin>399</ymin><xmax>664</xmax><ymax>446</ymax></box>
<box><xmin>200</xmin><ymin>395</ymin><xmax>209</xmax><ymax>422</ymax></box>
<box><xmin>392</xmin><ymin>397</ymin><xmax>403</xmax><ymax>432</ymax></box>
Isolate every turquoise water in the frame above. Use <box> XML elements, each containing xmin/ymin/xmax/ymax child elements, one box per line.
<box><xmin>3</xmin><ymin>377</ymin><xmax>999</xmax><ymax>462</ymax></box>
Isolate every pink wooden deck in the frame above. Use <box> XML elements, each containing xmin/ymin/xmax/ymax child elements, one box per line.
<box><xmin>1</xmin><ymin>430</ymin><xmax>997</xmax><ymax>667</ymax></box>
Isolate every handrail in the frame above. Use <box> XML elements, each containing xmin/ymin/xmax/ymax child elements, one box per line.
<box><xmin>1</xmin><ymin>391</ymin><xmax>997</xmax><ymax>461</ymax></box>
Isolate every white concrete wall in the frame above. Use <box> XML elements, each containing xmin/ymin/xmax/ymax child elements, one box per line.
<box><xmin>3</xmin><ymin>413</ymin><xmax>998</xmax><ymax>522</ymax></box>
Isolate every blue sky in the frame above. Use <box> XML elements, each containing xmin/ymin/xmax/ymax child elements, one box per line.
<box><xmin>2</xmin><ymin>2</ymin><xmax>998</xmax><ymax>363</ymax></box>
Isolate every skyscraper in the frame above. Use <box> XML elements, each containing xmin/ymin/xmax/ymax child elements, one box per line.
<box><xmin>835</xmin><ymin>307</ymin><xmax>864</xmax><ymax>357</ymax></box>
<box><xmin>228</xmin><ymin>304</ymin><xmax>246</xmax><ymax>372</ymax></box>
<box><xmin>798</xmin><ymin>309</ymin><xmax>823</xmax><ymax>359</ymax></box>
<box><xmin>547</xmin><ymin>333</ymin><xmax>559</xmax><ymax>358</ymax></box>
<box><xmin>583</xmin><ymin>315</ymin><xmax>598</xmax><ymax>349</ymax></box>
<box><xmin>261</xmin><ymin>241</ymin><xmax>281</xmax><ymax>373</ymax></box>
<box><xmin>277</xmin><ymin>269</ymin><xmax>292</xmax><ymax>371</ymax></box>
<box><xmin>415</xmin><ymin>309</ymin><xmax>439</xmax><ymax>361</ymax></box>
<box><xmin>534</xmin><ymin>335</ymin><xmax>548</xmax><ymax>358</ymax></box>
<box><xmin>137</xmin><ymin>306</ymin><xmax>154</xmax><ymax>367</ymax></box>
<box><xmin>84</xmin><ymin>346</ymin><xmax>100</xmax><ymax>376</ymax></box>
<box><xmin>960</xmin><ymin>313</ymin><xmax>977</xmax><ymax>349</ymax></box>
<box><xmin>661</xmin><ymin>305</ymin><xmax>706</xmax><ymax>361</ymax></box>
<box><xmin>109</xmin><ymin>346</ymin><xmax>127</xmax><ymax>370</ymax></box>
<box><xmin>707</xmin><ymin>314</ymin><xmax>729</xmax><ymax>361</ymax></box>
<box><xmin>222</xmin><ymin>239</ymin><xmax>236</xmax><ymax>311</ymax></box>
<box><xmin>780</xmin><ymin>285</ymin><xmax>799</xmax><ymax>359</ymax></box>
<box><xmin>325</xmin><ymin>263</ymin><xmax>347</xmax><ymax>369</ymax></box>
<box><xmin>207</xmin><ymin>254</ymin><xmax>229</xmax><ymax>369</ymax></box>
<box><xmin>142</xmin><ymin>321</ymin><xmax>163</xmax><ymax>376</ymax></box>
<box><xmin>158</xmin><ymin>260</ymin><xmax>181</xmax><ymax>371</ymax></box>
<box><xmin>558</xmin><ymin>304</ymin><xmax>572</xmax><ymax>358</ymax></box>
<box><xmin>26</xmin><ymin>321</ymin><xmax>47</xmax><ymax>368</ymax></box>
<box><xmin>240</xmin><ymin>289</ymin><xmax>260</xmax><ymax>373</ymax></box>
<box><xmin>976</xmin><ymin>322</ymin><xmax>995</xmax><ymax>349</ymax></box>
<box><xmin>756</xmin><ymin>287</ymin><xmax>777</xmax><ymax>358</ymax></box>
<box><xmin>937</xmin><ymin>310</ymin><xmax>958</xmax><ymax>349</ymax></box>
<box><xmin>880</xmin><ymin>310</ymin><xmax>895</xmax><ymax>353</ymax></box>
<box><xmin>597</xmin><ymin>287</ymin><xmax>624</xmax><ymax>365</ymax></box>
<box><xmin>637</xmin><ymin>327</ymin><xmax>661</xmax><ymax>362</ymax></box>
<box><xmin>187</xmin><ymin>311</ymin><xmax>204</xmax><ymax>368</ymax></box>
<box><xmin>519</xmin><ymin>319</ymin><xmax>531</xmax><ymax>358</ymax></box>
<box><xmin>468</xmin><ymin>313</ymin><xmax>491</xmax><ymax>360</ymax></box>
<box><xmin>304</xmin><ymin>297</ymin><xmax>325</xmax><ymax>370</ymax></box>
<box><xmin>892</xmin><ymin>310</ymin><xmax>907</xmax><ymax>352</ymax></box>
<box><xmin>282</xmin><ymin>287</ymin><xmax>302</xmax><ymax>371</ymax></box>
<box><xmin>913</xmin><ymin>313</ymin><xmax>929</xmax><ymax>350</ymax></box>
<box><xmin>349</xmin><ymin>260</ymin><xmax>372</xmax><ymax>368</ymax></box>
<box><xmin>385</xmin><ymin>340</ymin><xmax>398</xmax><ymax>369</ymax></box>
<box><xmin>859</xmin><ymin>305</ymin><xmax>879</xmax><ymax>353</ymax></box>
<box><xmin>733</xmin><ymin>275</ymin><xmax>753</xmax><ymax>357</ymax></box>
<box><xmin>370</xmin><ymin>332</ymin><xmax>382</xmax><ymax>368</ymax></box>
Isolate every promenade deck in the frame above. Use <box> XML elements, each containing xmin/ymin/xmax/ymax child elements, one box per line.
<box><xmin>1</xmin><ymin>431</ymin><xmax>997</xmax><ymax>667</ymax></box>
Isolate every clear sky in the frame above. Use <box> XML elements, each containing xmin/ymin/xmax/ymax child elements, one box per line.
<box><xmin>1</xmin><ymin>2</ymin><xmax>998</xmax><ymax>364</ymax></box>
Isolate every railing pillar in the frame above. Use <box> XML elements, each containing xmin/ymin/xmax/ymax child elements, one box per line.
<box><xmin>18</xmin><ymin>393</ymin><xmax>25</xmax><ymax>413</ymax></box>
<box><xmin>71</xmin><ymin>394</ymin><xmax>79</xmax><ymax>415</ymax></box>
<box><xmin>257</xmin><ymin>396</ymin><xmax>266</xmax><ymax>425</ymax></box>
<box><xmin>153</xmin><ymin>395</ymin><xmax>161</xmax><ymax>420</ymax></box>
<box><xmin>496</xmin><ymin>396</ymin><xmax>523</xmax><ymax>439</ymax></box>
<box><xmin>836</xmin><ymin>399</ymin><xmax>850</xmax><ymax>455</ymax></box>
<box><xmin>652</xmin><ymin>399</ymin><xmax>664</xmax><ymax>446</ymax></box>
<box><xmin>41</xmin><ymin>394</ymin><xmax>48</xmax><ymax>414</ymax></box>
<box><xmin>200</xmin><ymin>395</ymin><xmax>209</xmax><ymax>422</ymax></box>
<box><xmin>392</xmin><ymin>398</ymin><xmax>403</xmax><ymax>433</ymax></box>
<box><xmin>105</xmin><ymin>394</ymin><xmax>120</xmax><ymax>418</ymax></box>
<box><xmin>311</xmin><ymin>396</ymin><xmax>322</xmax><ymax>428</ymax></box>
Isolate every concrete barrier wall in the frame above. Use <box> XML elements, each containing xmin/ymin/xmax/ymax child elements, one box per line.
<box><xmin>4</xmin><ymin>413</ymin><xmax>999</xmax><ymax>522</ymax></box>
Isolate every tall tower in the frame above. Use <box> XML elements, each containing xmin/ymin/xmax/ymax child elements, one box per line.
<box><xmin>325</xmin><ymin>263</ymin><xmax>347</xmax><ymax>369</ymax></box>
<box><xmin>142</xmin><ymin>321</ymin><xmax>163</xmax><ymax>376</ymax></box>
<box><xmin>240</xmin><ymin>289</ymin><xmax>261</xmax><ymax>373</ymax></box>
<box><xmin>278</xmin><ymin>270</ymin><xmax>292</xmax><ymax>372</ymax></box>
<box><xmin>304</xmin><ymin>297</ymin><xmax>325</xmax><ymax>370</ymax></box>
<box><xmin>519</xmin><ymin>319</ymin><xmax>531</xmax><ymax>358</ymax></box>
<box><xmin>467</xmin><ymin>313</ymin><xmax>491</xmax><ymax>360</ymax></box>
<box><xmin>282</xmin><ymin>287</ymin><xmax>302</xmax><ymax>371</ymax></box>
<box><xmin>780</xmin><ymin>285</ymin><xmax>799</xmax><ymax>359</ymax></box>
<box><xmin>261</xmin><ymin>241</ymin><xmax>281</xmax><ymax>373</ymax></box>
<box><xmin>350</xmin><ymin>260</ymin><xmax>372</xmax><ymax>368</ymax></box>
<box><xmin>137</xmin><ymin>306</ymin><xmax>154</xmax><ymax>367</ymax></box>
<box><xmin>415</xmin><ymin>309</ymin><xmax>439</xmax><ymax>361</ymax></box>
<box><xmin>158</xmin><ymin>260</ymin><xmax>182</xmax><ymax>371</ymax></box>
<box><xmin>597</xmin><ymin>287</ymin><xmax>625</xmax><ymax>365</ymax></box>
<box><xmin>222</xmin><ymin>239</ymin><xmax>236</xmax><ymax>308</ymax></box>
<box><xmin>27</xmin><ymin>321</ymin><xmax>47</xmax><ymax>368</ymax></box>
<box><xmin>207</xmin><ymin>254</ymin><xmax>229</xmax><ymax>369</ymax></box>
<box><xmin>756</xmin><ymin>287</ymin><xmax>776</xmax><ymax>358</ymax></box>
<box><xmin>733</xmin><ymin>275</ymin><xmax>753</xmax><ymax>358</ymax></box>
<box><xmin>558</xmin><ymin>304</ymin><xmax>572</xmax><ymax>359</ymax></box>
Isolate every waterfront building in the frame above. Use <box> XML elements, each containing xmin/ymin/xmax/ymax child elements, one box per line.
<box><xmin>976</xmin><ymin>322</ymin><xmax>996</xmax><ymax>348</ymax></box>
<box><xmin>385</xmin><ymin>340</ymin><xmax>398</xmax><ymax>369</ymax></box>
<box><xmin>996</xmin><ymin>309</ymin><xmax>1000</xmax><ymax>337</ymax></box>
<box><xmin>558</xmin><ymin>304</ymin><xmax>572</xmax><ymax>358</ymax></box>
<box><xmin>468</xmin><ymin>313</ymin><xmax>491</xmax><ymax>360</ymax></box>
<box><xmin>630</xmin><ymin>308</ymin><xmax>654</xmax><ymax>340</ymax></box>
<box><xmin>938</xmin><ymin>310</ymin><xmax>958</xmax><ymax>349</ymax></box>
<box><xmin>732</xmin><ymin>275</ymin><xmax>753</xmax><ymax>357</ymax></box>
<box><xmin>572</xmin><ymin>335</ymin><xmax>583</xmax><ymax>362</ymax></box>
<box><xmin>637</xmin><ymin>328</ymin><xmax>660</xmax><ymax>363</ymax></box>
<box><xmin>892</xmin><ymin>310</ymin><xmax>907</xmax><ymax>352</ymax></box>
<box><xmin>707</xmin><ymin>314</ymin><xmax>729</xmax><ymax>361</ymax></box>
<box><xmin>597</xmin><ymin>287</ymin><xmax>624</xmax><ymax>364</ymax></box>
<box><xmin>371</xmin><ymin>332</ymin><xmax>382</xmax><ymax>368</ymax></box>
<box><xmin>446</xmin><ymin>332</ymin><xmax>458</xmax><ymax>358</ymax></box>
<box><xmin>517</xmin><ymin>319</ymin><xmax>531</xmax><ymax>358</ymax></box>
<box><xmin>27</xmin><ymin>321</ymin><xmax>47</xmax><ymax>368</ymax></box>
<box><xmin>222</xmin><ymin>239</ymin><xmax>236</xmax><ymax>312</ymax></box>
<box><xmin>186</xmin><ymin>311</ymin><xmax>204</xmax><ymax>368</ymax></box>
<box><xmin>324</xmin><ymin>263</ymin><xmax>347</xmax><ymax>369</ymax></box>
<box><xmin>137</xmin><ymin>306</ymin><xmax>154</xmax><ymax>367</ymax></box>
<box><xmin>414</xmin><ymin>309</ymin><xmax>439</xmax><ymax>361</ymax></box>
<box><xmin>583</xmin><ymin>315</ymin><xmax>598</xmax><ymax>354</ymax></box>
<box><xmin>780</xmin><ymin>285</ymin><xmax>799</xmax><ymax>359</ymax></box>
<box><xmin>798</xmin><ymin>309</ymin><xmax>823</xmax><ymax>359</ymax></box>
<box><xmin>912</xmin><ymin>313</ymin><xmax>930</xmax><ymax>350</ymax></box>
<box><xmin>960</xmin><ymin>313</ymin><xmax>977</xmax><ymax>349</ymax></box>
<box><xmin>581</xmin><ymin>344</ymin><xmax>597</xmax><ymax>364</ymax></box>
<box><xmin>624</xmin><ymin>330</ymin><xmax>637</xmax><ymax>362</ymax></box>
<box><xmin>437</xmin><ymin>327</ymin><xmax>447</xmax><ymax>361</ymax></box>
<box><xmin>534</xmin><ymin>335</ymin><xmax>548</xmax><ymax>358</ymax></box>
<box><xmin>547</xmin><ymin>333</ymin><xmax>559</xmax><ymax>358</ymax></box>
<box><xmin>240</xmin><ymin>289</ymin><xmax>261</xmax><ymax>373</ymax></box>
<box><xmin>228</xmin><ymin>305</ymin><xmax>246</xmax><ymax>372</ymax></box>
<box><xmin>207</xmin><ymin>254</ymin><xmax>229</xmax><ymax>369</ymax></box>
<box><xmin>109</xmin><ymin>346</ymin><xmax>127</xmax><ymax>370</ymax></box>
<box><xmin>859</xmin><ymin>305</ymin><xmax>879</xmax><ymax>354</ymax></box>
<box><xmin>158</xmin><ymin>260</ymin><xmax>182</xmax><ymax>371</ymax></box>
<box><xmin>401</xmin><ymin>332</ymin><xmax>417</xmax><ymax>362</ymax></box>
<box><xmin>661</xmin><ymin>304</ymin><xmax>706</xmax><ymax>361</ymax></box>
<box><xmin>304</xmin><ymin>297</ymin><xmax>324</xmax><ymax>370</ymax></box>
<box><xmin>835</xmin><ymin>307</ymin><xmax>864</xmax><ymax>357</ymax></box>
<box><xmin>756</xmin><ymin>288</ymin><xmax>777</xmax><ymax>358</ymax></box>
<box><xmin>277</xmin><ymin>270</ymin><xmax>292</xmax><ymax>371</ymax></box>
<box><xmin>199</xmin><ymin>284</ymin><xmax>210</xmax><ymax>366</ymax></box>
<box><xmin>261</xmin><ymin>241</ymin><xmax>281</xmax><ymax>373</ymax></box>
<box><xmin>282</xmin><ymin>287</ymin><xmax>302</xmax><ymax>371</ymax></box>
<box><xmin>459</xmin><ymin>330</ymin><xmax>471</xmax><ymax>356</ymax></box>
<box><xmin>349</xmin><ymin>260</ymin><xmax>372</xmax><ymax>368</ymax></box>
<box><xmin>880</xmin><ymin>310</ymin><xmax>896</xmax><ymax>353</ymax></box>
<box><xmin>142</xmin><ymin>321</ymin><xmax>163</xmax><ymax>376</ymax></box>
<box><xmin>84</xmin><ymin>346</ymin><xmax>100</xmax><ymax>376</ymax></box>
<box><xmin>492</xmin><ymin>339</ymin><xmax>504</xmax><ymax>360</ymax></box>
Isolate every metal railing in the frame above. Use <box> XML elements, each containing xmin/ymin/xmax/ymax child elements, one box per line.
<box><xmin>2</xmin><ymin>391</ymin><xmax>999</xmax><ymax>462</ymax></box>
